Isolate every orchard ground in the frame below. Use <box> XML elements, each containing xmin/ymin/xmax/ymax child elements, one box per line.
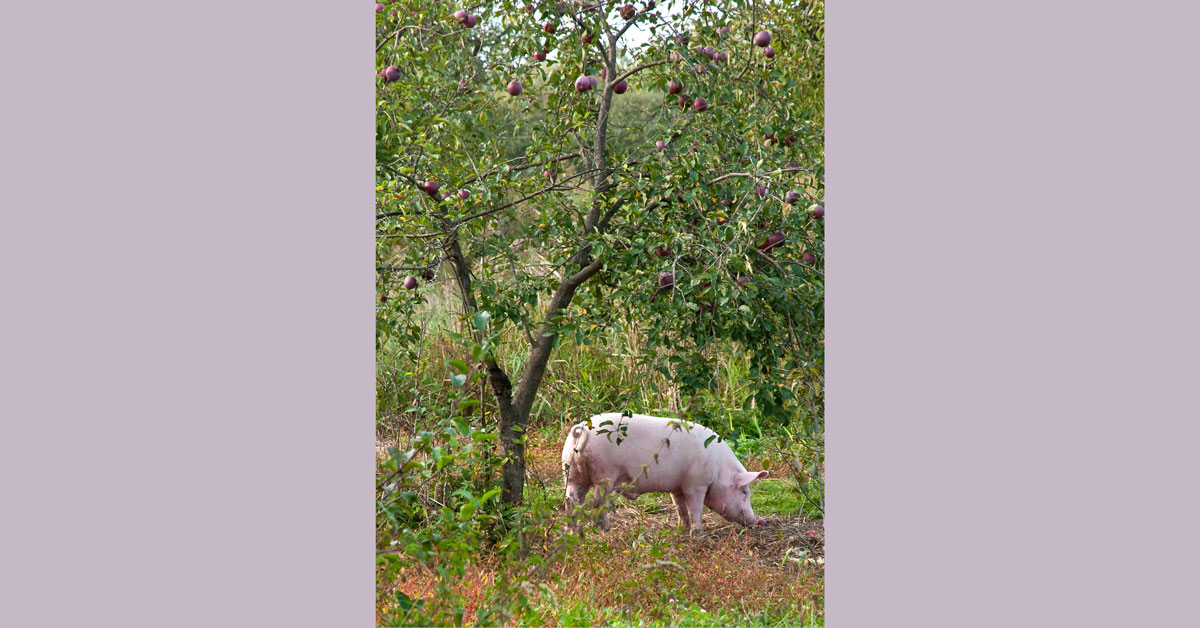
<box><xmin>376</xmin><ymin>426</ymin><xmax>825</xmax><ymax>627</ymax></box>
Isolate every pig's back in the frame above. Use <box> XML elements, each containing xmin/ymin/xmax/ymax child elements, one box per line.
<box><xmin>582</xmin><ymin>413</ymin><xmax>723</xmax><ymax>491</ymax></box>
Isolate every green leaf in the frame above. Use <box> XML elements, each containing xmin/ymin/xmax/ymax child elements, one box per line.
<box><xmin>473</xmin><ymin>310</ymin><xmax>492</xmax><ymax>331</ymax></box>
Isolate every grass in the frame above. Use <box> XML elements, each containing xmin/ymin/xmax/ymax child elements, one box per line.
<box><xmin>383</xmin><ymin>515</ymin><xmax>824</xmax><ymax>627</ymax></box>
<box><xmin>750</xmin><ymin>478</ymin><xmax>808</xmax><ymax>515</ymax></box>
<box><xmin>527</xmin><ymin>600</ymin><xmax>822</xmax><ymax>627</ymax></box>
<box><xmin>379</xmin><ymin>433</ymin><xmax>824</xmax><ymax>627</ymax></box>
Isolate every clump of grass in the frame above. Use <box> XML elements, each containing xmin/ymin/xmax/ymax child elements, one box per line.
<box><xmin>386</xmin><ymin>522</ymin><xmax>824</xmax><ymax>627</ymax></box>
<box><xmin>751</xmin><ymin>478</ymin><xmax>806</xmax><ymax>515</ymax></box>
<box><xmin>538</xmin><ymin>600</ymin><xmax>821</xmax><ymax>627</ymax></box>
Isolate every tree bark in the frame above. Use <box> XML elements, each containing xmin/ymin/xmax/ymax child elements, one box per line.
<box><xmin>414</xmin><ymin>30</ymin><xmax>626</xmax><ymax>505</ymax></box>
<box><xmin>439</xmin><ymin>222</ymin><xmax>526</xmax><ymax>504</ymax></box>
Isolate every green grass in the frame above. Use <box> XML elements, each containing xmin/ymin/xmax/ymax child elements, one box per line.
<box><xmin>753</xmin><ymin>477</ymin><xmax>817</xmax><ymax>516</ymax></box>
<box><xmin>521</xmin><ymin>601</ymin><xmax>823</xmax><ymax>627</ymax></box>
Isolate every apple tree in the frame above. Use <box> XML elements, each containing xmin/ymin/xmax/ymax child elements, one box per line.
<box><xmin>377</xmin><ymin>0</ymin><xmax>824</xmax><ymax>505</ymax></box>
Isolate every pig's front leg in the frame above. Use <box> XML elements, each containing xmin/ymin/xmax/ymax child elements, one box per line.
<box><xmin>565</xmin><ymin>483</ymin><xmax>591</xmax><ymax>534</ymax></box>
<box><xmin>684</xmin><ymin>488</ymin><xmax>707</xmax><ymax>535</ymax></box>
<box><xmin>591</xmin><ymin>479</ymin><xmax>615</xmax><ymax>531</ymax></box>
<box><xmin>670</xmin><ymin>491</ymin><xmax>690</xmax><ymax>531</ymax></box>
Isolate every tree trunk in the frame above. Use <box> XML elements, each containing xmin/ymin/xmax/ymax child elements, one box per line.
<box><xmin>498</xmin><ymin>403</ymin><xmax>526</xmax><ymax>505</ymax></box>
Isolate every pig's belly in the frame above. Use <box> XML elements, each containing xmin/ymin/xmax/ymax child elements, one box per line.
<box><xmin>619</xmin><ymin>464</ymin><xmax>688</xmax><ymax>495</ymax></box>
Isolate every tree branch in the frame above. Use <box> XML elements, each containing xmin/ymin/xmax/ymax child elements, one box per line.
<box><xmin>458</xmin><ymin>151</ymin><xmax>582</xmax><ymax>187</ymax></box>
<box><xmin>611</xmin><ymin>59</ymin><xmax>671</xmax><ymax>86</ymax></box>
<box><xmin>511</xmin><ymin>255</ymin><xmax>605</xmax><ymax>417</ymax></box>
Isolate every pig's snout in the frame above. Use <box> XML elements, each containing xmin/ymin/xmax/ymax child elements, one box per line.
<box><xmin>755</xmin><ymin>518</ymin><xmax>766</xmax><ymax>526</ymax></box>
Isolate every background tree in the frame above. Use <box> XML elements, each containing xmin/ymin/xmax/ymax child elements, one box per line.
<box><xmin>377</xmin><ymin>0</ymin><xmax>824</xmax><ymax>505</ymax></box>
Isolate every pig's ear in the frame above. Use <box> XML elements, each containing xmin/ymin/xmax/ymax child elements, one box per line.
<box><xmin>738</xmin><ymin>470</ymin><xmax>770</xmax><ymax>486</ymax></box>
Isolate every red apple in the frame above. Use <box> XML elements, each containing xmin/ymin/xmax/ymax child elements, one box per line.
<box><xmin>736</xmin><ymin>275</ymin><xmax>751</xmax><ymax>287</ymax></box>
<box><xmin>717</xmin><ymin>26</ymin><xmax>731</xmax><ymax>36</ymax></box>
<box><xmin>620</xmin><ymin>4</ymin><xmax>636</xmax><ymax>20</ymax></box>
<box><xmin>507</xmin><ymin>80</ymin><xmax>523</xmax><ymax>95</ymax></box>
<box><xmin>658</xmin><ymin>272</ymin><xmax>675</xmax><ymax>288</ymax></box>
<box><xmin>785</xmin><ymin>190</ymin><xmax>801</xmax><ymax>205</ymax></box>
<box><xmin>755</xmin><ymin>183</ymin><xmax>767</xmax><ymax>196</ymax></box>
<box><xmin>582</xmin><ymin>31</ymin><xmax>593</xmax><ymax>44</ymax></box>
<box><xmin>753</xmin><ymin>30</ymin><xmax>772</xmax><ymax>47</ymax></box>
<box><xmin>655</xmin><ymin>140</ymin><xmax>666</xmax><ymax>152</ymax></box>
<box><xmin>421</xmin><ymin>268</ymin><xmax>435</xmax><ymax>281</ymax></box>
<box><xmin>403</xmin><ymin>276</ymin><xmax>418</xmax><ymax>290</ymax></box>
<box><xmin>801</xmin><ymin>252</ymin><xmax>816</xmax><ymax>264</ymax></box>
<box><xmin>768</xmin><ymin>232</ymin><xmax>787</xmax><ymax>250</ymax></box>
<box><xmin>613</xmin><ymin>78</ymin><xmax>628</xmax><ymax>94</ymax></box>
<box><xmin>376</xmin><ymin>3</ymin><xmax>385</xmax><ymax>13</ymax></box>
<box><xmin>422</xmin><ymin>180</ymin><xmax>439</xmax><ymax>195</ymax></box>
<box><xmin>655</xmin><ymin>245</ymin><xmax>669</xmax><ymax>257</ymax></box>
<box><xmin>703</xmin><ymin>45</ymin><xmax>716</xmax><ymax>59</ymax></box>
<box><xmin>464</xmin><ymin>14</ymin><xmax>477</xmax><ymax>28</ymax></box>
<box><xmin>715</xmin><ymin>51</ymin><xmax>727</xmax><ymax>63</ymax></box>
<box><xmin>458</xmin><ymin>189</ymin><xmax>470</xmax><ymax>200</ymax></box>
<box><xmin>763</xmin><ymin>46</ymin><xmax>775</xmax><ymax>59</ymax></box>
<box><xmin>534</xmin><ymin>50</ymin><xmax>546</xmax><ymax>61</ymax></box>
<box><xmin>810</xmin><ymin>204</ymin><xmax>824</xmax><ymax>219</ymax></box>
<box><xmin>383</xmin><ymin>65</ymin><xmax>400</xmax><ymax>82</ymax></box>
<box><xmin>575</xmin><ymin>75</ymin><xmax>592</xmax><ymax>92</ymax></box>
<box><xmin>453</xmin><ymin>9</ymin><xmax>467</xmax><ymax>22</ymax></box>
<box><xmin>784</xmin><ymin>161</ymin><xmax>800</xmax><ymax>172</ymax></box>
<box><xmin>667</xmin><ymin>79</ymin><xmax>683</xmax><ymax>94</ymax></box>
<box><xmin>544</xmin><ymin>22</ymin><xmax>556</xmax><ymax>33</ymax></box>
<box><xmin>692</xmin><ymin>96</ymin><xmax>708</xmax><ymax>111</ymax></box>
<box><xmin>677</xmin><ymin>94</ymin><xmax>690</xmax><ymax>108</ymax></box>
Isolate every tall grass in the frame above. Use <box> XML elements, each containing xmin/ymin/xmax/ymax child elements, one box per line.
<box><xmin>377</xmin><ymin>264</ymin><xmax>809</xmax><ymax>440</ymax></box>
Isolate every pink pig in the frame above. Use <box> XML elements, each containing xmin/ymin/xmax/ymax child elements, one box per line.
<box><xmin>561</xmin><ymin>413</ymin><xmax>769</xmax><ymax>533</ymax></box>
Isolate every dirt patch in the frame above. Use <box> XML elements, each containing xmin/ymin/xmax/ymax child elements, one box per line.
<box><xmin>604</xmin><ymin>498</ymin><xmax>824</xmax><ymax>565</ymax></box>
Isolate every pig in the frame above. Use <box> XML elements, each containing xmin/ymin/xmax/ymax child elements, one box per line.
<box><xmin>561</xmin><ymin>413</ymin><xmax>769</xmax><ymax>533</ymax></box>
